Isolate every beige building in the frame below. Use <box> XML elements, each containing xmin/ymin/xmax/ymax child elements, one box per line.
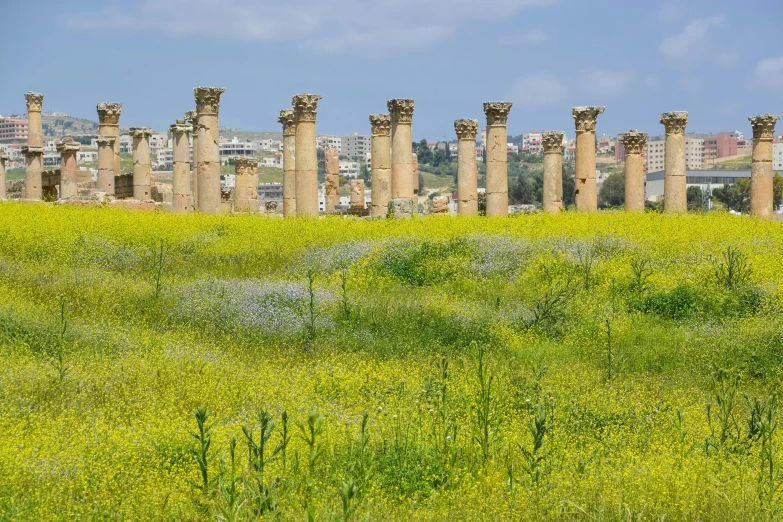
<box><xmin>646</xmin><ymin>136</ymin><xmax>704</xmax><ymax>172</ymax></box>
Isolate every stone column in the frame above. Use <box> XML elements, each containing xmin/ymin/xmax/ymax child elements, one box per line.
<box><xmin>369</xmin><ymin>114</ymin><xmax>392</xmax><ymax>217</ymax></box>
<box><xmin>618</xmin><ymin>130</ymin><xmax>647</xmax><ymax>212</ymax></box>
<box><xmin>97</xmin><ymin>136</ymin><xmax>116</xmax><ymax>195</ymax></box>
<box><xmin>194</xmin><ymin>87</ymin><xmax>225</xmax><ymax>214</ymax></box>
<box><xmin>278</xmin><ymin>109</ymin><xmax>297</xmax><ymax>216</ymax></box>
<box><xmin>350</xmin><ymin>179</ymin><xmax>366</xmax><ymax>209</ymax></box>
<box><xmin>660</xmin><ymin>111</ymin><xmax>688</xmax><ymax>214</ymax></box>
<box><xmin>749</xmin><ymin>114</ymin><xmax>780</xmax><ymax>219</ymax></box>
<box><xmin>97</xmin><ymin>102</ymin><xmax>122</xmax><ymax>175</ymax></box>
<box><xmin>388</xmin><ymin>99</ymin><xmax>415</xmax><ymax>201</ymax></box>
<box><xmin>129</xmin><ymin>127</ymin><xmax>153</xmax><ymax>200</ymax></box>
<box><xmin>171</xmin><ymin>119</ymin><xmax>192</xmax><ymax>212</ymax></box>
<box><xmin>293</xmin><ymin>93</ymin><xmax>322</xmax><ymax>217</ymax></box>
<box><xmin>484</xmin><ymin>102</ymin><xmax>513</xmax><ymax>217</ymax></box>
<box><xmin>56</xmin><ymin>137</ymin><xmax>81</xmax><ymax>199</ymax></box>
<box><xmin>542</xmin><ymin>131</ymin><xmax>565</xmax><ymax>213</ymax></box>
<box><xmin>22</xmin><ymin>146</ymin><xmax>43</xmax><ymax>200</ymax></box>
<box><xmin>324</xmin><ymin>146</ymin><xmax>340</xmax><ymax>211</ymax></box>
<box><xmin>0</xmin><ymin>150</ymin><xmax>8</xmax><ymax>200</ymax></box>
<box><xmin>412</xmin><ymin>153</ymin><xmax>420</xmax><ymax>201</ymax></box>
<box><xmin>185</xmin><ymin>111</ymin><xmax>199</xmax><ymax>209</ymax></box>
<box><xmin>25</xmin><ymin>92</ymin><xmax>44</xmax><ymax>148</ymax></box>
<box><xmin>572</xmin><ymin>106</ymin><xmax>605</xmax><ymax>212</ymax></box>
<box><xmin>234</xmin><ymin>157</ymin><xmax>259</xmax><ymax>212</ymax></box>
<box><xmin>455</xmin><ymin>118</ymin><xmax>479</xmax><ymax>216</ymax></box>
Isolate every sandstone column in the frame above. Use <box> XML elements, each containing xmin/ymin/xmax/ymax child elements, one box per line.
<box><xmin>412</xmin><ymin>153</ymin><xmax>420</xmax><ymax>201</ymax></box>
<box><xmin>57</xmin><ymin>137</ymin><xmax>81</xmax><ymax>199</ymax></box>
<box><xmin>234</xmin><ymin>157</ymin><xmax>259</xmax><ymax>212</ymax></box>
<box><xmin>660</xmin><ymin>112</ymin><xmax>688</xmax><ymax>213</ymax></box>
<box><xmin>618</xmin><ymin>130</ymin><xmax>648</xmax><ymax>212</ymax></box>
<box><xmin>542</xmin><ymin>131</ymin><xmax>565</xmax><ymax>213</ymax></box>
<box><xmin>129</xmin><ymin>127</ymin><xmax>153</xmax><ymax>200</ymax></box>
<box><xmin>171</xmin><ymin>119</ymin><xmax>192</xmax><ymax>212</ymax></box>
<box><xmin>293</xmin><ymin>93</ymin><xmax>322</xmax><ymax>216</ymax></box>
<box><xmin>25</xmin><ymin>92</ymin><xmax>44</xmax><ymax>148</ymax></box>
<box><xmin>96</xmin><ymin>136</ymin><xmax>116</xmax><ymax>195</ymax></box>
<box><xmin>455</xmin><ymin>118</ymin><xmax>479</xmax><ymax>216</ymax></box>
<box><xmin>194</xmin><ymin>87</ymin><xmax>225</xmax><ymax>213</ymax></box>
<box><xmin>388</xmin><ymin>99</ymin><xmax>415</xmax><ymax>201</ymax></box>
<box><xmin>97</xmin><ymin>102</ymin><xmax>122</xmax><ymax>175</ymax></box>
<box><xmin>185</xmin><ymin>110</ymin><xmax>199</xmax><ymax>209</ymax></box>
<box><xmin>324</xmin><ymin>146</ymin><xmax>340</xmax><ymax>211</ymax></box>
<box><xmin>22</xmin><ymin>146</ymin><xmax>43</xmax><ymax>200</ymax></box>
<box><xmin>350</xmin><ymin>179</ymin><xmax>366</xmax><ymax>209</ymax></box>
<box><xmin>572</xmin><ymin>106</ymin><xmax>605</xmax><ymax>212</ymax></box>
<box><xmin>369</xmin><ymin>114</ymin><xmax>392</xmax><ymax>217</ymax></box>
<box><xmin>0</xmin><ymin>150</ymin><xmax>8</xmax><ymax>200</ymax></box>
<box><xmin>484</xmin><ymin>102</ymin><xmax>513</xmax><ymax>216</ymax></box>
<box><xmin>278</xmin><ymin>109</ymin><xmax>297</xmax><ymax>216</ymax></box>
<box><xmin>749</xmin><ymin>114</ymin><xmax>780</xmax><ymax>219</ymax></box>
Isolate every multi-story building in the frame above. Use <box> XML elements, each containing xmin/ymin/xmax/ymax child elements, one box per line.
<box><xmin>522</xmin><ymin>131</ymin><xmax>542</xmax><ymax>154</ymax></box>
<box><xmin>341</xmin><ymin>133</ymin><xmax>371</xmax><ymax>160</ymax></box>
<box><xmin>258</xmin><ymin>182</ymin><xmax>283</xmax><ymax>201</ymax></box>
<box><xmin>507</xmin><ymin>143</ymin><xmax>519</xmax><ymax>154</ymax></box>
<box><xmin>646</xmin><ymin>136</ymin><xmax>704</xmax><ymax>172</ymax></box>
<box><xmin>156</xmin><ymin>148</ymin><xmax>174</xmax><ymax>168</ymax></box>
<box><xmin>77</xmin><ymin>151</ymin><xmax>98</xmax><ymax>164</ymax></box>
<box><xmin>149</xmin><ymin>133</ymin><xmax>168</xmax><ymax>152</ymax></box>
<box><xmin>774</xmin><ymin>142</ymin><xmax>783</xmax><ymax>171</ymax></box>
<box><xmin>339</xmin><ymin>160</ymin><xmax>360</xmax><ymax>178</ymax></box>
<box><xmin>564</xmin><ymin>139</ymin><xmax>576</xmax><ymax>161</ymax></box>
<box><xmin>119</xmin><ymin>135</ymin><xmax>133</xmax><ymax>153</ymax></box>
<box><xmin>219</xmin><ymin>137</ymin><xmax>256</xmax><ymax>160</ymax></box>
<box><xmin>645</xmin><ymin>170</ymin><xmax>750</xmax><ymax>202</ymax></box>
<box><xmin>254</xmin><ymin>138</ymin><xmax>282</xmax><ymax>152</ymax></box>
<box><xmin>317</xmin><ymin>134</ymin><xmax>341</xmax><ymax>152</ymax></box>
<box><xmin>0</xmin><ymin>116</ymin><xmax>28</xmax><ymax>142</ymax></box>
<box><xmin>597</xmin><ymin>135</ymin><xmax>615</xmax><ymax>155</ymax></box>
<box><xmin>259</xmin><ymin>153</ymin><xmax>282</xmax><ymax>168</ymax></box>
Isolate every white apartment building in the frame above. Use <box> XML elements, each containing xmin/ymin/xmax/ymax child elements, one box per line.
<box><xmin>774</xmin><ymin>143</ymin><xmax>783</xmax><ymax>171</ymax></box>
<box><xmin>341</xmin><ymin>133</ymin><xmax>371</xmax><ymax>160</ymax></box>
<box><xmin>254</xmin><ymin>138</ymin><xmax>282</xmax><ymax>152</ymax></box>
<box><xmin>156</xmin><ymin>148</ymin><xmax>174</xmax><ymax>168</ymax></box>
<box><xmin>365</xmin><ymin>152</ymin><xmax>372</xmax><ymax>171</ymax></box>
<box><xmin>522</xmin><ymin>132</ymin><xmax>543</xmax><ymax>154</ymax></box>
<box><xmin>646</xmin><ymin>136</ymin><xmax>704</xmax><ymax>172</ymax></box>
<box><xmin>149</xmin><ymin>133</ymin><xmax>167</xmax><ymax>152</ymax></box>
<box><xmin>339</xmin><ymin>160</ymin><xmax>360</xmax><ymax>178</ymax></box>
<box><xmin>317</xmin><ymin>134</ymin><xmax>341</xmax><ymax>152</ymax></box>
<box><xmin>259</xmin><ymin>153</ymin><xmax>283</xmax><ymax>168</ymax></box>
<box><xmin>119</xmin><ymin>135</ymin><xmax>132</xmax><ymax>153</ymax></box>
<box><xmin>77</xmin><ymin>151</ymin><xmax>98</xmax><ymax>164</ymax></box>
<box><xmin>219</xmin><ymin>137</ymin><xmax>256</xmax><ymax>160</ymax></box>
<box><xmin>507</xmin><ymin>143</ymin><xmax>519</xmax><ymax>154</ymax></box>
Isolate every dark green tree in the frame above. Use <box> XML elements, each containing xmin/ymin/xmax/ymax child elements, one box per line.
<box><xmin>686</xmin><ymin>186</ymin><xmax>704</xmax><ymax>211</ymax></box>
<box><xmin>713</xmin><ymin>179</ymin><xmax>751</xmax><ymax>212</ymax></box>
<box><xmin>598</xmin><ymin>172</ymin><xmax>624</xmax><ymax>208</ymax></box>
<box><xmin>562</xmin><ymin>161</ymin><xmax>576</xmax><ymax>207</ymax></box>
<box><xmin>417</xmin><ymin>139</ymin><xmax>433</xmax><ymax>165</ymax></box>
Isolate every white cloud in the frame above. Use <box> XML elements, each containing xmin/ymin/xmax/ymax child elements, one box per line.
<box><xmin>659</xmin><ymin>15</ymin><xmax>724</xmax><ymax>63</ymax></box>
<box><xmin>584</xmin><ymin>69</ymin><xmax>634</xmax><ymax>96</ymax></box>
<box><xmin>63</xmin><ymin>0</ymin><xmax>558</xmax><ymax>53</ymax></box>
<box><xmin>497</xmin><ymin>28</ymin><xmax>549</xmax><ymax>46</ymax></box>
<box><xmin>657</xmin><ymin>2</ymin><xmax>686</xmax><ymax>23</ymax></box>
<box><xmin>753</xmin><ymin>57</ymin><xmax>783</xmax><ymax>89</ymax></box>
<box><xmin>510</xmin><ymin>73</ymin><xmax>567</xmax><ymax>108</ymax></box>
<box><xmin>716</xmin><ymin>50</ymin><xmax>739</xmax><ymax>68</ymax></box>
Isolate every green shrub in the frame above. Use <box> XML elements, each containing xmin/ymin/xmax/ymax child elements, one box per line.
<box><xmin>642</xmin><ymin>285</ymin><xmax>700</xmax><ymax>319</ymax></box>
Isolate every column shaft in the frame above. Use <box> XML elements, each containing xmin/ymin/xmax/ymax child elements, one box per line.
<box><xmin>278</xmin><ymin>110</ymin><xmax>296</xmax><ymax>216</ymax></box>
<box><xmin>325</xmin><ymin>146</ymin><xmax>340</xmax><ymax>211</ymax></box>
<box><xmin>57</xmin><ymin>138</ymin><xmax>81</xmax><ymax>199</ymax></box>
<box><xmin>25</xmin><ymin>93</ymin><xmax>44</xmax><ymax>148</ymax></box>
<box><xmin>388</xmin><ymin>99</ymin><xmax>415</xmax><ymax>201</ymax></box>
<box><xmin>455</xmin><ymin>119</ymin><xmax>478</xmax><ymax>216</ymax></box>
<box><xmin>97</xmin><ymin>103</ymin><xmax>122</xmax><ymax>176</ymax></box>
<box><xmin>234</xmin><ymin>158</ymin><xmax>259</xmax><ymax>212</ymax></box>
<box><xmin>23</xmin><ymin>147</ymin><xmax>43</xmax><ymax>200</ymax></box>
<box><xmin>171</xmin><ymin>120</ymin><xmax>192</xmax><ymax>212</ymax></box>
<box><xmin>0</xmin><ymin>152</ymin><xmax>8</xmax><ymax>200</ymax></box>
<box><xmin>749</xmin><ymin>114</ymin><xmax>780</xmax><ymax>218</ymax></box>
<box><xmin>484</xmin><ymin>102</ymin><xmax>512</xmax><ymax>216</ymax></box>
<box><xmin>293</xmin><ymin>93</ymin><xmax>322</xmax><ymax>216</ymax></box>
<box><xmin>185</xmin><ymin>111</ymin><xmax>199</xmax><ymax>210</ymax></box>
<box><xmin>572</xmin><ymin>107</ymin><xmax>604</xmax><ymax>212</ymax></box>
<box><xmin>370</xmin><ymin>114</ymin><xmax>392</xmax><ymax>217</ymax></box>
<box><xmin>619</xmin><ymin>130</ymin><xmax>647</xmax><ymax>212</ymax></box>
<box><xmin>130</xmin><ymin>127</ymin><xmax>152</xmax><ymax>200</ymax></box>
<box><xmin>660</xmin><ymin>112</ymin><xmax>688</xmax><ymax>214</ymax></box>
<box><xmin>97</xmin><ymin>137</ymin><xmax>116</xmax><ymax>194</ymax></box>
<box><xmin>542</xmin><ymin>131</ymin><xmax>565</xmax><ymax>213</ymax></box>
<box><xmin>194</xmin><ymin>87</ymin><xmax>225</xmax><ymax>214</ymax></box>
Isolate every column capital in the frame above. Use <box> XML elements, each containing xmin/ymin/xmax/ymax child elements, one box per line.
<box><xmin>387</xmin><ymin>99</ymin><xmax>415</xmax><ymax>124</ymax></box>
<box><xmin>56</xmin><ymin>136</ymin><xmax>81</xmax><ymax>154</ymax></box>
<box><xmin>184</xmin><ymin>110</ymin><xmax>198</xmax><ymax>125</ymax></box>
<box><xmin>749</xmin><ymin>114</ymin><xmax>780</xmax><ymax>140</ymax></box>
<box><xmin>129</xmin><ymin>127</ymin><xmax>153</xmax><ymax>138</ymax></box>
<box><xmin>292</xmin><ymin>93</ymin><xmax>323</xmax><ymax>122</ymax></box>
<box><xmin>454</xmin><ymin>119</ymin><xmax>479</xmax><ymax>140</ymax></box>
<box><xmin>0</xmin><ymin>150</ymin><xmax>8</xmax><ymax>162</ymax></box>
<box><xmin>25</xmin><ymin>92</ymin><xmax>44</xmax><ymax>112</ymax></box>
<box><xmin>170</xmin><ymin>119</ymin><xmax>192</xmax><ymax>135</ymax></box>
<box><xmin>572</xmin><ymin>106</ymin><xmax>605</xmax><ymax>132</ymax></box>
<box><xmin>97</xmin><ymin>102</ymin><xmax>123</xmax><ymax>125</ymax></box>
<box><xmin>618</xmin><ymin>130</ymin><xmax>648</xmax><ymax>155</ymax></box>
<box><xmin>194</xmin><ymin>87</ymin><xmax>226</xmax><ymax>115</ymax></box>
<box><xmin>95</xmin><ymin>136</ymin><xmax>117</xmax><ymax>147</ymax></box>
<box><xmin>483</xmin><ymin>102</ymin><xmax>512</xmax><ymax>126</ymax></box>
<box><xmin>21</xmin><ymin>145</ymin><xmax>44</xmax><ymax>156</ymax></box>
<box><xmin>542</xmin><ymin>131</ymin><xmax>566</xmax><ymax>153</ymax></box>
<box><xmin>369</xmin><ymin>113</ymin><xmax>392</xmax><ymax>135</ymax></box>
<box><xmin>659</xmin><ymin>111</ymin><xmax>688</xmax><ymax>135</ymax></box>
<box><xmin>234</xmin><ymin>157</ymin><xmax>259</xmax><ymax>174</ymax></box>
<box><xmin>278</xmin><ymin>109</ymin><xmax>297</xmax><ymax>135</ymax></box>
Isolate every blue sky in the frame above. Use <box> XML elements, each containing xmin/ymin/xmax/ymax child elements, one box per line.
<box><xmin>1</xmin><ymin>0</ymin><xmax>781</xmax><ymax>140</ymax></box>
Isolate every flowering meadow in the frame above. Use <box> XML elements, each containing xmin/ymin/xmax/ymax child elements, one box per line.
<box><xmin>1</xmin><ymin>203</ymin><xmax>783</xmax><ymax>521</ymax></box>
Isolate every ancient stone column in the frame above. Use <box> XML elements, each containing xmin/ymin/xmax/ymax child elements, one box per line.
<box><xmin>185</xmin><ymin>111</ymin><xmax>199</xmax><ymax>209</ymax></box>
<box><xmin>350</xmin><ymin>179</ymin><xmax>366</xmax><ymax>209</ymax></box>
<box><xmin>324</xmin><ymin>146</ymin><xmax>340</xmax><ymax>211</ymax></box>
<box><xmin>171</xmin><ymin>119</ymin><xmax>193</xmax><ymax>212</ymax></box>
<box><xmin>484</xmin><ymin>102</ymin><xmax>513</xmax><ymax>217</ymax></box>
<box><xmin>572</xmin><ymin>106</ymin><xmax>605</xmax><ymax>212</ymax></box>
<box><xmin>660</xmin><ymin>111</ymin><xmax>688</xmax><ymax>214</ymax></box>
<box><xmin>97</xmin><ymin>102</ymin><xmax>122</xmax><ymax>175</ymax></box>
<box><xmin>278</xmin><ymin>109</ymin><xmax>297</xmax><ymax>216</ymax></box>
<box><xmin>387</xmin><ymin>99</ymin><xmax>415</xmax><ymax>201</ymax></box>
<box><xmin>25</xmin><ymin>92</ymin><xmax>44</xmax><ymax>148</ymax></box>
<box><xmin>22</xmin><ymin>146</ymin><xmax>43</xmax><ymax>200</ymax></box>
<box><xmin>96</xmin><ymin>136</ymin><xmax>116</xmax><ymax>195</ymax></box>
<box><xmin>412</xmin><ymin>153</ymin><xmax>420</xmax><ymax>200</ymax></box>
<box><xmin>293</xmin><ymin>93</ymin><xmax>322</xmax><ymax>216</ymax></box>
<box><xmin>234</xmin><ymin>157</ymin><xmax>259</xmax><ymax>212</ymax></box>
<box><xmin>194</xmin><ymin>87</ymin><xmax>225</xmax><ymax>214</ymax></box>
<box><xmin>129</xmin><ymin>127</ymin><xmax>153</xmax><ymax>200</ymax></box>
<box><xmin>749</xmin><ymin>114</ymin><xmax>780</xmax><ymax>219</ymax></box>
<box><xmin>0</xmin><ymin>150</ymin><xmax>8</xmax><ymax>200</ymax></box>
<box><xmin>369</xmin><ymin>113</ymin><xmax>392</xmax><ymax>217</ymax></box>
<box><xmin>542</xmin><ymin>131</ymin><xmax>565</xmax><ymax>213</ymax></box>
<box><xmin>618</xmin><ymin>130</ymin><xmax>648</xmax><ymax>213</ymax></box>
<box><xmin>455</xmin><ymin>118</ymin><xmax>479</xmax><ymax>216</ymax></box>
<box><xmin>57</xmin><ymin>137</ymin><xmax>81</xmax><ymax>199</ymax></box>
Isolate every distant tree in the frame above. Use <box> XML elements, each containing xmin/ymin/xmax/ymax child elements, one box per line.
<box><xmin>686</xmin><ymin>186</ymin><xmax>704</xmax><ymax>211</ymax></box>
<box><xmin>417</xmin><ymin>138</ymin><xmax>433</xmax><ymax>165</ymax></box>
<box><xmin>713</xmin><ymin>178</ymin><xmax>751</xmax><ymax>212</ymax></box>
<box><xmin>432</xmin><ymin>148</ymin><xmax>447</xmax><ymax>167</ymax></box>
<box><xmin>360</xmin><ymin>164</ymin><xmax>369</xmax><ymax>183</ymax></box>
<box><xmin>478</xmin><ymin>191</ymin><xmax>487</xmax><ymax>215</ymax></box>
<box><xmin>598</xmin><ymin>171</ymin><xmax>624</xmax><ymax>208</ymax></box>
<box><xmin>418</xmin><ymin>173</ymin><xmax>424</xmax><ymax>195</ymax></box>
<box><xmin>444</xmin><ymin>142</ymin><xmax>452</xmax><ymax>163</ymax></box>
<box><xmin>562</xmin><ymin>161</ymin><xmax>575</xmax><ymax>207</ymax></box>
<box><xmin>645</xmin><ymin>200</ymin><xmax>664</xmax><ymax>212</ymax></box>
<box><xmin>774</xmin><ymin>172</ymin><xmax>783</xmax><ymax>209</ymax></box>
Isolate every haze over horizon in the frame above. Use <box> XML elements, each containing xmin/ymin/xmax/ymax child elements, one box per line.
<box><xmin>1</xmin><ymin>0</ymin><xmax>781</xmax><ymax>140</ymax></box>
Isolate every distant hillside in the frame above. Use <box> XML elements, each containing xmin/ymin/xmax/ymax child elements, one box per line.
<box><xmin>218</xmin><ymin>127</ymin><xmax>282</xmax><ymax>141</ymax></box>
<box><xmin>41</xmin><ymin>114</ymin><xmax>102</xmax><ymax>138</ymax></box>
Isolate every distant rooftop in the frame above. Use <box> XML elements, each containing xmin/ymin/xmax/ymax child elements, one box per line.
<box><xmin>647</xmin><ymin>170</ymin><xmax>750</xmax><ymax>182</ymax></box>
